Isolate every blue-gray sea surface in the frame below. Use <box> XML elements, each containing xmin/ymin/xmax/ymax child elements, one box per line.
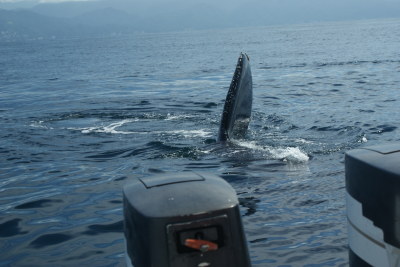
<box><xmin>1</xmin><ymin>18</ymin><xmax>400</xmax><ymax>266</ymax></box>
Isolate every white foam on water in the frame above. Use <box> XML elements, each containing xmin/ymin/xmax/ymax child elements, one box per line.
<box><xmin>165</xmin><ymin>113</ymin><xmax>193</xmax><ymax>121</ymax></box>
<box><xmin>165</xmin><ymin>129</ymin><xmax>213</xmax><ymax>138</ymax></box>
<box><xmin>294</xmin><ymin>138</ymin><xmax>314</xmax><ymax>144</ymax></box>
<box><xmin>73</xmin><ymin>119</ymin><xmax>139</xmax><ymax>134</ymax></box>
<box><xmin>359</xmin><ymin>135</ymin><xmax>368</xmax><ymax>143</ymax></box>
<box><xmin>233</xmin><ymin>140</ymin><xmax>309</xmax><ymax>163</ymax></box>
<box><xmin>271</xmin><ymin>146</ymin><xmax>310</xmax><ymax>163</ymax></box>
<box><xmin>73</xmin><ymin>119</ymin><xmax>213</xmax><ymax>138</ymax></box>
<box><xmin>29</xmin><ymin>121</ymin><xmax>53</xmax><ymax>129</ymax></box>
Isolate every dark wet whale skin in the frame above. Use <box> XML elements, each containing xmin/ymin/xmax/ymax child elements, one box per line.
<box><xmin>218</xmin><ymin>53</ymin><xmax>253</xmax><ymax>141</ymax></box>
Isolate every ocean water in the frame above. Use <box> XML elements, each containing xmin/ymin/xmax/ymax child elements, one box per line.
<box><xmin>1</xmin><ymin>18</ymin><xmax>400</xmax><ymax>266</ymax></box>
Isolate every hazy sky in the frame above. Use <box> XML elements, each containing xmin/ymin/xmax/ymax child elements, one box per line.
<box><xmin>1</xmin><ymin>0</ymin><xmax>398</xmax><ymax>3</ymax></box>
<box><xmin>2</xmin><ymin>0</ymin><xmax>400</xmax><ymax>33</ymax></box>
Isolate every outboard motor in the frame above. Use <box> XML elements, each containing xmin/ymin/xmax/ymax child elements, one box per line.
<box><xmin>345</xmin><ymin>143</ymin><xmax>400</xmax><ymax>266</ymax></box>
<box><xmin>123</xmin><ymin>172</ymin><xmax>251</xmax><ymax>267</ymax></box>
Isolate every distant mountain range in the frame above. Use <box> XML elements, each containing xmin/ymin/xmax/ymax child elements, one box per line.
<box><xmin>1</xmin><ymin>0</ymin><xmax>400</xmax><ymax>40</ymax></box>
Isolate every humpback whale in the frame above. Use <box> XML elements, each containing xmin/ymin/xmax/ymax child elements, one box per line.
<box><xmin>218</xmin><ymin>53</ymin><xmax>253</xmax><ymax>141</ymax></box>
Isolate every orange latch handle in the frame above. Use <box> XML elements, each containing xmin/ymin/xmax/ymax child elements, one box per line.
<box><xmin>184</xmin><ymin>239</ymin><xmax>218</xmax><ymax>252</ymax></box>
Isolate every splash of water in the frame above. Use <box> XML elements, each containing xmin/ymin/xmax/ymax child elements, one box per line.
<box><xmin>233</xmin><ymin>140</ymin><xmax>309</xmax><ymax>163</ymax></box>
